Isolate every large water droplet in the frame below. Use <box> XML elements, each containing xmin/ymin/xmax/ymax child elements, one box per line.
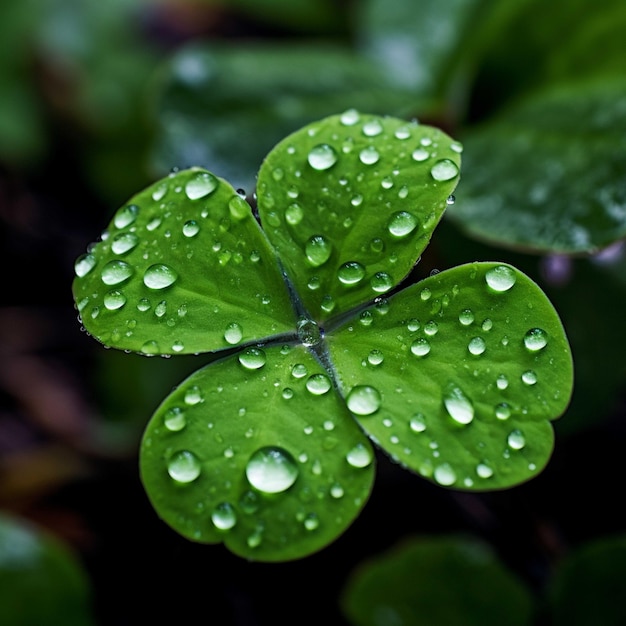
<box><xmin>485</xmin><ymin>265</ymin><xmax>516</xmax><ymax>292</ymax></box>
<box><xmin>346</xmin><ymin>385</ymin><xmax>382</xmax><ymax>415</ymax></box>
<box><xmin>305</xmin><ymin>374</ymin><xmax>331</xmax><ymax>395</ymax></box>
<box><xmin>143</xmin><ymin>264</ymin><xmax>178</xmax><ymax>290</ymax></box>
<box><xmin>103</xmin><ymin>290</ymin><xmax>127</xmax><ymax>310</ymax></box>
<box><xmin>114</xmin><ymin>204</ymin><xmax>139</xmax><ymax>228</ymax></box>
<box><xmin>387</xmin><ymin>211</ymin><xmax>418</xmax><ymax>237</ymax></box>
<box><xmin>524</xmin><ymin>328</ymin><xmax>548</xmax><ymax>351</ymax></box>
<box><xmin>305</xmin><ymin>235</ymin><xmax>332</xmax><ymax>267</ymax></box>
<box><xmin>224</xmin><ymin>322</ymin><xmax>243</xmax><ymax>345</ymax></box>
<box><xmin>167</xmin><ymin>450</ymin><xmax>201</xmax><ymax>483</ymax></box>
<box><xmin>111</xmin><ymin>232</ymin><xmax>139</xmax><ymax>255</ymax></box>
<box><xmin>308</xmin><ymin>144</ymin><xmax>338</xmax><ymax>170</ymax></box>
<box><xmin>359</xmin><ymin>146</ymin><xmax>380</xmax><ymax>165</ymax></box>
<box><xmin>434</xmin><ymin>463</ymin><xmax>457</xmax><ymax>486</ymax></box>
<box><xmin>185</xmin><ymin>171</ymin><xmax>218</xmax><ymax>199</ymax></box>
<box><xmin>101</xmin><ymin>260</ymin><xmax>133</xmax><ymax>286</ymax></box>
<box><xmin>74</xmin><ymin>253</ymin><xmax>96</xmax><ymax>277</ymax></box>
<box><xmin>238</xmin><ymin>348</ymin><xmax>266</xmax><ymax>370</ymax></box>
<box><xmin>430</xmin><ymin>159</ymin><xmax>459</xmax><ymax>181</ymax></box>
<box><xmin>297</xmin><ymin>318</ymin><xmax>322</xmax><ymax>347</ymax></box>
<box><xmin>443</xmin><ymin>384</ymin><xmax>474</xmax><ymax>425</ymax></box>
<box><xmin>410</xmin><ymin>338</ymin><xmax>431</xmax><ymax>357</ymax></box>
<box><xmin>338</xmin><ymin>261</ymin><xmax>365</xmax><ymax>285</ymax></box>
<box><xmin>468</xmin><ymin>336</ymin><xmax>486</xmax><ymax>355</ymax></box>
<box><xmin>246</xmin><ymin>446</ymin><xmax>298</xmax><ymax>493</ymax></box>
<box><xmin>211</xmin><ymin>502</ymin><xmax>237</xmax><ymax>530</ymax></box>
<box><xmin>507</xmin><ymin>430</ymin><xmax>526</xmax><ymax>450</ymax></box>
<box><xmin>346</xmin><ymin>443</ymin><xmax>372</xmax><ymax>468</ymax></box>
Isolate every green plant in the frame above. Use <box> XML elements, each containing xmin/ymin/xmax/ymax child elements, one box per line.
<box><xmin>72</xmin><ymin>111</ymin><xmax>573</xmax><ymax>561</ymax></box>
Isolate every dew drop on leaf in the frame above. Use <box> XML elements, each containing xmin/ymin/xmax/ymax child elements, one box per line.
<box><xmin>330</xmin><ymin>483</ymin><xmax>344</xmax><ymax>498</ymax></box>
<box><xmin>151</xmin><ymin>182</ymin><xmax>168</xmax><ymax>201</ymax></box>
<box><xmin>496</xmin><ymin>374</ymin><xmax>509</xmax><ymax>390</ymax></box>
<box><xmin>74</xmin><ymin>253</ymin><xmax>96</xmax><ymax>277</ymax></box>
<box><xmin>211</xmin><ymin>502</ymin><xmax>237</xmax><ymax>530</ymax></box>
<box><xmin>101</xmin><ymin>260</ymin><xmax>133</xmax><ymax>286</ymax></box>
<box><xmin>184</xmin><ymin>386</ymin><xmax>203</xmax><ymax>405</ymax></box>
<box><xmin>411</xmin><ymin>148</ymin><xmax>429</xmax><ymax>162</ymax></box>
<box><xmin>394</xmin><ymin>126</ymin><xmax>411</xmax><ymax>140</ymax></box>
<box><xmin>362</xmin><ymin>119</ymin><xmax>383</xmax><ymax>137</ymax></box>
<box><xmin>387</xmin><ymin>211</ymin><xmax>418</xmax><ymax>237</ymax></box>
<box><xmin>297</xmin><ymin>318</ymin><xmax>322</xmax><ymax>347</ymax></box>
<box><xmin>507</xmin><ymin>430</ymin><xmax>526</xmax><ymax>450</ymax></box>
<box><xmin>167</xmin><ymin>450</ymin><xmax>201</xmax><ymax>483</ymax></box>
<box><xmin>524</xmin><ymin>328</ymin><xmax>548</xmax><ymax>351</ymax></box>
<box><xmin>305</xmin><ymin>373</ymin><xmax>331</xmax><ymax>395</ymax></box>
<box><xmin>141</xmin><ymin>340</ymin><xmax>159</xmax><ymax>354</ymax></box>
<box><xmin>340</xmin><ymin>109</ymin><xmax>360</xmax><ymax>126</ymax></box>
<box><xmin>495</xmin><ymin>403</ymin><xmax>511</xmax><ymax>420</ymax></box>
<box><xmin>485</xmin><ymin>265</ymin><xmax>517</xmax><ymax>292</ymax></box>
<box><xmin>285</xmin><ymin>202</ymin><xmax>303</xmax><ymax>225</ymax></box>
<box><xmin>228</xmin><ymin>195</ymin><xmax>249</xmax><ymax>220</ymax></box>
<box><xmin>468</xmin><ymin>337</ymin><xmax>486</xmax><ymax>356</ymax></box>
<box><xmin>143</xmin><ymin>264</ymin><xmax>178</xmax><ymax>290</ymax></box>
<box><xmin>224</xmin><ymin>322</ymin><xmax>243</xmax><ymax>345</ymax></box>
<box><xmin>443</xmin><ymin>384</ymin><xmax>474</xmax><ymax>425</ymax></box>
<box><xmin>476</xmin><ymin>463</ymin><xmax>494</xmax><ymax>479</ymax></box>
<box><xmin>245</xmin><ymin>446</ymin><xmax>299</xmax><ymax>493</ymax></box>
<box><xmin>459</xmin><ymin>309</ymin><xmax>474</xmax><ymax>326</ymax></box>
<box><xmin>103</xmin><ymin>290</ymin><xmax>127</xmax><ymax>310</ymax></box>
<box><xmin>305</xmin><ymin>235</ymin><xmax>332</xmax><ymax>267</ymax></box>
<box><xmin>424</xmin><ymin>321</ymin><xmax>438</xmax><ymax>336</ymax></box>
<box><xmin>308</xmin><ymin>144</ymin><xmax>338</xmax><ymax>170</ymax></box>
<box><xmin>182</xmin><ymin>220</ymin><xmax>200</xmax><ymax>237</ymax></box>
<box><xmin>291</xmin><ymin>363</ymin><xmax>308</xmax><ymax>379</ymax></box>
<box><xmin>522</xmin><ymin>370</ymin><xmax>538</xmax><ymax>385</ymax></box>
<box><xmin>238</xmin><ymin>348</ymin><xmax>266</xmax><ymax>370</ymax></box>
<box><xmin>430</xmin><ymin>159</ymin><xmax>459</xmax><ymax>182</ymax></box>
<box><xmin>346</xmin><ymin>443</ymin><xmax>373</xmax><ymax>468</ymax></box>
<box><xmin>185</xmin><ymin>171</ymin><xmax>218</xmax><ymax>199</ymax></box>
<box><xmin>303</xmin><ymin>513</ymin><xmax>320</xmax><ymax>531</ymax></box>
<box><xmin>368</xmin><ymin>349</ymin><xmax>384</xmax><ymax>365</ymax></box>
<box><xmin>359</xmin><ymin>146</ymin><xmax>380</xmax><ymax>165</ymax></box>
<box><xmin>409</xmin><ymin>413</ymin><xmax>427</xmax><ymax>432</ymax></box>
<box><xmin>111</xmin><ymin>232</ymin><xmax>139</xmax><ymax>255</ymax></box>
<box><xmin>370</xmin><ymin>272</ymin><xmax>393</xmax><ymax>293</ymax></box>
<box><xmin>433</xmin><ymin>463</ymin><xmax>457</xmax><ymax>486</ymax></box>
<box><xmin>114</xmin><ymin>204</ymin><xmax>139</xmax><ymax>228</ymax></box>
<box><xmin>338</xmin><ymin>262</ymin><xmax>366</xmax><ymax>285</ymax></box>
<box><xmin>346</xmin><ymin>385</ymin><xmax>382</xmax><ymax>416</ymax></box>
<box><xmin>410</xmin><ymin>338</ymin><xmax>431</xmax><ymax>357</ymax></box>
<box><xmin>164</xmin><ymin>407</ymin><xmax>186</xmax><ymax>431</ymax></box>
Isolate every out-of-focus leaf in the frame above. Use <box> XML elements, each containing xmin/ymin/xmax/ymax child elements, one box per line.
<box><xmin>451</xmin><ymin>78</ymin><xmax>626</xmax><ymax>254</ymax></box>
<box><xmin>150</xmin><ymin>43</ymin><xmax>417</xmax><ymax>190</ymax></box>
<box><xmin>0</xmin><ymin>513</ymin><xmax>94</xmax><ymax>626</ymax></box>
<box><xmin>342</xmin><ymin>535</ymin><xmax>533</xmax><ymax>626</ymax></box>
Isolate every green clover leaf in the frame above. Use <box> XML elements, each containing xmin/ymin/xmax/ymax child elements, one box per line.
<box><xmin>72</xmin><ymin>111</ymin><xmax>573</xmax><ymax>561</ymax></box>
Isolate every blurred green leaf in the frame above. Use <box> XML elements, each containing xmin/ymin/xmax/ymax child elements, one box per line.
<box><xmin>0</xmin><ymin>513</ymin><xmax>94</xmax><ymax>626</ymax></box>
<box><xmin>342</xmin><ymin>535</ymin><xmax>533</xmax><ymax>626</ymax></box>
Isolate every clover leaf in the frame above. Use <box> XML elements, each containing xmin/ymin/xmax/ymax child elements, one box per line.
<box><xmin>72</xmin><ymin>111</ymin><xmax>573</xmax><ymax>561</ymax></box>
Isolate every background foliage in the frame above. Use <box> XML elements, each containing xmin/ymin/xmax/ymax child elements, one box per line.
<box><xmin>1</xmin><ymin>0</ymin><xmax>625</xmax><ymax>623</ymax></box>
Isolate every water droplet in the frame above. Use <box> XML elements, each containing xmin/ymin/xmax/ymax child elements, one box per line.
<box><xmin>485</xmin><ymin>265</ymin><xmax>517</xmax><ymax>292</ymax></box>
<box><xmin>450</xmin><ymin>141</ymin><xmax>463</xmax><ymax>153</ymax></box>
<box><xmin>291</xmin><ymin>363</ymin><xmax>308</xmax><ymax>379</ymax></box>
<box><xmin>228</xmin><ymin>195</ymin><xmax>249</xmax><ymax>220</ymax></box>
<box><xmin>164</xmin><ymin>407</ymin><xmax>186</xmax><ymax>431</ymax></box>
<box><xmin>496</xmin><ymin>374</ymin><xmax>509</xmax><ymax>390</ymax></box>
<box><xmin>307</xmin><ymin>276</ymin><xmax>320</xmax><ymax>290</ymax></box>
<box><xmin>380</xmin><ymin>176</ymin><xmax>394</xmax><ymax>190</ymax></box>
<box><xmin>101</xmin><ymin>260</ymin><xmax>133</xmax><ymax>286</ymax></box>
<box><xmin>430</xmin><ymin>159</ymin><xmax>459</xmax><ymax>182</ymax></box>
<box><xmin>434</xmin><ymin>463</ymin><xmax>457</xmax><ymax>486</ymax></box>
<box><xmin>185</xmin><ymin>171</ymin><xmax>218</xmax><ymax>199</ymax></box>
<box><xmin>481</xmin><ymin>319</ymin><xmax>493</xmax><ymax>331</ymax></box>
<box><xmin>111</xmin><ymin>232</ymin><xmax>139</xmax><ymax>255</ymax></box>
<box><xmin>247</xmin><ymin>530</ymin><xmax>262</xmax><ymax>548</ymax></box>
<box><xmin>282</xmin><ymin>388</ymin><xmax>294</xmax><ymax>400</ymax></box>
<box><xmin>443</xmin><ymin>384</ymin><xmax>474</xmax><ymax>425</ymax></box>
<box><xmin>410</xmin><ymin>338</ymin><xmax>431</xmax><ymax>357</ymax></box>
<box><xmin>305</xmin><ymin>235</ymin><xmax>332</xmax><ymax>267</ymax></box>
<box><xmin>303</xmin><ymin>513</ymin><xmax>319</xmax><ymax>531</ymax></box>
<box><xmin>459</xmin><ymin>309</ymin><xmax>474</xmax><ymax>326</ymax></box>
<box><xmin>410</xmin><ymin>413</ymin><xmax>427</xmax><ymax>432</ymax></box>
<box><xmin>224</xmin><ymin>322</ymin><xmax>243</xmax><ymax>345</ymax></box>
<box><xmin>305</xmin><ymin>373</ymin><xmax>331</xmax><ymax>395</ymax></box>
<box><xmin>338</xmin><ymin>261</ymin><xmax>365</xmax><ymax>285</ymax></box>
<box><xmin>423</xmin><ymin>321</ymin><xmax>437</xmax><ymax>336</ymax></box>
<box><xmin>167</xmin><ymin>450</ymin><xmax>201</xmax><ymax>483</ymax></box>
<box><xmin>420</xmin><ymin>288</ymin><xmax>432</xmax><ymax>301</ymax></box>
<box><xmin>146</xmin><ymin>215</ymin><xmax>162</xmax><ymax>231</ymax></box>
<box><xmin>182</xmin><ymin>220</ymin><xmax>200</xmax><ymax>237</ymax></box>
<box><xmin>346</xmin><ymin>385</ymin><xmax>382</xmax><ymax>415</ymax></box>
<box><xmin>524</xmin><ymin>328</ymin><xmax>548</xmax><ymax>351</ymax></box>
<box><xmin>368</xmin><ymin>349</ymin><xmax>384</xmax><ymax>365</ymax></box>
<box><xmin>141</xmin><ymin>340</ymin><xmax>159</xmax><ymax>354</ymax></box>
<box><xmin>522</xmin><ymin>370</ymin><xmax>538</xmax><ymax>385</ymax></box>
<box><xmin>321</xmin><ymin>295</ymin><xmax>335</xmax><ymax>313</ymax></box>
<box><xmin>476</xmin><ymin>463</ymin><xmax>493</xmax><ymax>478</ymax></box>
<box><xmin>239</xmin><ymin>490</ymin><xmax>259</xmax><ymax>514</ymax></box>
<box><xmin>104</xmin><ymin>290</ymin><xmax>127</xmax><ymax>310</ymax></box>
<box><xmin>246</xmin><ymin>446</ymin><xmax>298</xmax><ymax>493</ymax></box>
<box><xmin>285</xmin><ymin>202</ymin><xmax>303</xmax><ymax>225</ymax></box>
<box><xmin>346</xmin><ymin>443</ymin><xmax>372</xmax><ymax>468</ymax></box>
<box><xmin>387</xmin><ymin>211</ymin><xmax>418</xmax><ymax>237</ymax></box>
<box><xmin>371</xmin><ymin>272</ymin><xmax>393</xmax><ymax>293</ymax></box>
<box><xmin>507</xmin><ymin>430</ymin><xmax>526</xmax><ymax>450</ymax></box>
<box><xmin>411</xmin><ymin>148</ymin><xmax>429</xmax><ymax>162</ymax></box>
<box><xmin>330</xmin><ymin>483</ymin><xmax>344</xmax><ymax>498</ymax></box>
<box><xmin>297</xmin><ymin>318</ymin><xmax>322</xmax><ymax>347</ymax></box>
<box><xmin>74</xmin><ymin>253</ymin><xmax>96</xmax><ymax>277</ymax></box>
<box><xmin>211</xmin><ymin>502</ymin><xmax>237</xmax><ymax>530</ymax></box>
<box><xmin>359</xmin><ymin>146</ymin><xmax>380</xmax><ymax>165</ymax></box>
<box><xmin>468</xmin><ymin>337</ymin><xmax>486</xmax><ymax>355</ymax></box>
<box><xmin>308</xmin><ymin>144</ymin><xmax>338</xmax><ymax>170</ymax></box>
<box><xmin>395</xmin><ymin>126</ymin><xmax>411</xmax><ymax>140</ymax></box>
<box><xmin>446</xmin><ymin>194</ymin><xmax>456</xmax><ymax>205</ymax></box>
<box><xmin>154</xmin><ymin>300</ymin><xmax>167</xmax><ymax>317</ymax></box>
<box><xmin>407</xmin><ymin>318</ymin><xmax>420</xmax><ymax>332</ymax></box>
<box><xmin>184</xmin><ymin>386</ymin><xmax>203</xmax><ymax>405</ymax></box>
<box><xmin>238</xmin><ymin>348</ymin><xmax>266</xmax><ymax>370</ymax></box>
<box><xmin>340</xmin><ymin>109</ymin><xmax>360</xmax><ymax>126</ymax></box>
<box><xmin>114</xmin><ymin>204</ymin><xmax>139</xmax><ymax>228</ymax></box>
<box><xmin>495</xmin><ymin>403</ymin><xmax>511</xmax><ymax>420</ymax></box>
<box><xmin>143</xmin><ymin>264</ymin><xmax>178</xmax><ymax>289</ymax></box>
<box><xmin>351</xmin><ymin>194</ymin><xmax>363</xmax><ymax>207</ymax></box>
<box><xmin>151</xmin><ymin>182</ymin><xmax>168</xmax><ymax>201</ymax></box>
<box><xmin>363</xmin><ymin>119</ymin><xmax>383</xmax><ymax>136</ymax></box>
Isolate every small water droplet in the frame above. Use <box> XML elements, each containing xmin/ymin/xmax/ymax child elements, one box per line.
<box><xmin>346</xmin><ymin>443</ymin><xmax>372</xmax><ymax>468</ymax></box>
<box><xmin>444</xmin><ymin>384</ymin><xmax>474</xmax><ymax>425</ymax></box>
<box><xmin>430</xmin><ymin>159</ymin><xmax>459</xmax><ymax>182</ymax></box>
<box><xmin>424</xmin><ymin>321</ymin><xmax>438</xmax><ymax>336</ymax></box>
<box><xmin>224</xmin><ymin>322</ymin><xmax>243</xmax><ymax>345</ymax></box>
<box><xmin>74</xmin><ymin>253</ymin><xmax>96</xmax><ymax>277</ymax></box>
<box><xmin>411</xmin><ymin>148</ymin><xmax>429</xmax><ymax>162</ymax></box>
<box><xmin>114</xmin><ymin>204</ymin><xmax>139</xmax><ymax>228</ymax></box>
<box><xmin>211</xmin><ymin>502</ymin><xmax>237</xmax><ymax>530</ymax></box>
<box><xmin>380</xmin><ymin>176</ymin><xmax>394</xmax><ymax>190</ymax></box>
<box><xmin>359</xmin><ymin>146</ymin><xmax>380</xmax><ymax>165</ymax></box>
<box><xmin>387</xmin><ymin>211</ymin><xmax>418</xmax><ymax>237</ymax></box>
<box><xmin>182</xmin><ymin>220</ymin><xmax>200</xmax><ymax>237</ymax></box>
<box><xmin>338</xmin><ymin>261</ymin><xmax>365</xmax><ymax>285</ymax></box>
<box><xmin>303</xmin><ymin>513</ymin><xmax>319</xmax><ymax>531</ymax></box>
<box><xmin>368</xmin><ymin>349</ymin><xmax>384</xmax><ymax>365</ymax></box>
<box><xmin>485</xmin><ymin>265</ymin><xmax>517</xmax><ymax>292</ymax></box>
<box><xmin>228</xmin><ymin>195</ymin><xmax>249</xmax><ymax>220</ymax></box>
<box><xmin>522</xmin><ymin>370</ymin><xmax>538</xmax><ymax>385</ymax></box>
<box><xmin>330</xmin><ymin>483</ymin><xmax>344</xmax><ymax>498</ymax></box>
<box><xmin>185</xmin><ymin>171</ymin><xmax>218</xmax><ymax>199</ymax></box>
<box><xmin>238</xmin><ymin>348</ymin><xmax>266</xmax><ymax>370</ymax></box>
<box><xmin>297</xmin><ymin>318</ymin><xmax>322</xmax><ymax>347</ymax></box>
<box><xmin>481</xmin><ymin>318</ymin><xmax>493</xmax><ymax>331</ymax></box>
<box><xmin>370</xmin><ymin>272</ymin><xmax>393</xmax><ymax>293</ymax></box>
<box><xmin>151</xmin><ymin>182</ymin><xmax>168</xmax><ymax>201</ymax></box>
<box><xmin>524</xmin><ymin>328</ymin><xmax>548</xmax><ymax>351</ymax></box>
<box><xmin>104</xmin><ymin>290</ymin><xmax>127</xmax><ymax>310</ymax></box>
<box><xmin>321</xmin><ymin>295</ymin><xmax>335</xmax><ymax>313</ymax></box>
<box><xmin>407</xmin><ymin>318</ymin><xmax>420</xmax><ymax>332</ymax></box>
<box><xmin>305</xmin><ymin>373</ymin><xmax>331</xmax><ymax>395</ymax></box>
<box><xmin>291</xmin><ymin>363</ymin><xmax>308</xmax><ymax>379</ymax></box>
<box><xmin>410</xmin><ymin>338</ymin><xmax>431</xmax><ymax>357</ymax></box>
<box><xmin>285</xmin><ymin>202</ymin><xmax>303</xmax><ymax>225</ymax></box>
<box><xmin>468</xmin><ymin>337</ymin><xmax>486</xmax><ymax>356</ymax></box>
<box><xmin>394</xmin><ymin>125</ymin><xmax>411</xmax><ymax>140</ymax></box>
<box><xmin>363</xmin><ymin>119</ymin><xmax>383</xmax><ymax>136</ymax></box>
<box><xmin>164</xmin><ymin>407</ymin><xmax>186</xmax><ymax>431</ymax></box>
<box><xmin>446</xmin><ymin>194</ymin><xmax>456</xmax><ymax>205</ymax></box>
<box><xmin>476</xmin><ymin>463</ymin><xmax>493</xmax><ymax>478</ymax></box>
<box><xmin>496</xmin><ymin>374</ymin><xmax>509</xmax><ymax>390</ymax></box>
<box><xmin>346</xmin><ymin>385</ymin><xmax>382</xmax><ymax>415</ymax></box>
<box><xmin>450</xmin><ymin>141</ymin><xmax>464</xmax><ymax>153</ymax></box>
<box><xmin>146</xmin><ymin>215</ymin><xmax>162</xmax><ymax>231</ymax></box>
<box><xmin>111</xmin><ymin>232</ymin><xmax>139</xmax><ymax>255</ymax></box>
<box><xmin>308</xmin><ymin>144</ymin><xmax>338</xmax><ymax>170</ymax></box>
<box><xmin>433</xmin><ymin>463</ymin><xmax>457</xmax><ymax>486</ymax></box>
<box><xmin>340</xmin><ymin>109</ymin><xmax>360</xmax><ymax>126</ymax></box>
<box><xmin>247</xmin><ymin>530</ymin><xmax>262</xmax><ymax>548</ymax></box>
<box><xmin>167</xmin><ymin>450</ymin><xmax>201</xmax><ymax>483</ymax></box>
<box><xmin>459</xmin><ymin>309</ymin><xmax>474</xmax><ymax>326</ymax></box>
<box><xmin>143</xmin><ymin>264</ymin><xmax>178</xmax><ymax>289</ymax></box>
<box><xmin>281</xmin><ymin>387</ymin><xmax>294</xmax><ymax>400</ymax></box>
<box><xmin>507</xmin><ymin>430</ymin><xmax>526</xmax><ymax>450</ymax></box>
<box><xmin>154</xmin><ymin>300</ymin><xmax>167</xmax><ymax>317</ymax></box>
<box><xmin>184</xmin><ymin>386</ymin><xmax>203</xmax><ymax>405</ymax></box>
<box><xmin>410</xmin><ymin>413</ymin><xmax>427</xmax><ymax>432</ymax></box>
<box><xmin>101</xmin><ymin>260</ymin><xmax>133</xmax><ymax>286</ymax></box>
<box><xmin>246</xmin><ymin>446</ymin><xmax>298</xmax><ymax>493</ymax></box>
<box><xmin>495</xmin><ymin>403</ymin><xmax>511</xmax><ymax>420</ymax></box>
<box><xmin>305</xmin><ymin>235</ymin><xmax>332</xmax><ymax>267</ymax></box>
<box><xmin>420</xmin><ymin>288</ymin><xmax>432</xmax><ymax>301</ymax></box>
